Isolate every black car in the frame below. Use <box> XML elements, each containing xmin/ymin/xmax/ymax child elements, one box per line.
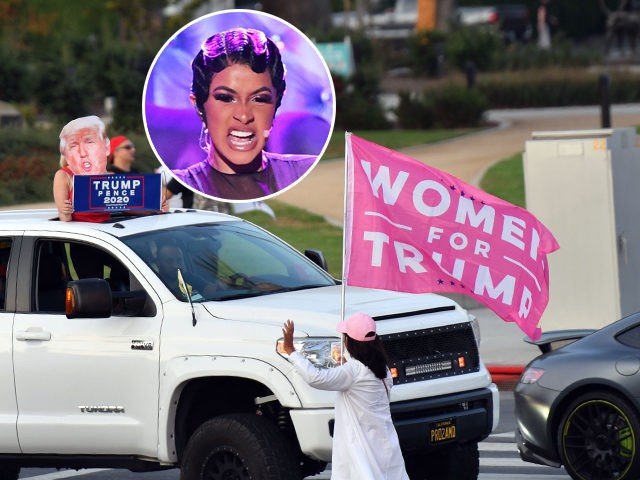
<box><xmin>514</xmin><ymin>313</ymin><xmax>640</xmax><ymax>480</ymax></box>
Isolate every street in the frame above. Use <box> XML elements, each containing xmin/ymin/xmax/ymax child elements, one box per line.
<box><xmin>17</xmin><ymin>391</ymin><xmax>570</xmax><ymax>480</ymax></box>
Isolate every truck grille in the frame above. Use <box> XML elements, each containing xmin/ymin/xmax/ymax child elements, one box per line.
<box><xmin>380</xmin><ymin>322</ymin><xmax>480</xmax><ymax>385</ymax></box>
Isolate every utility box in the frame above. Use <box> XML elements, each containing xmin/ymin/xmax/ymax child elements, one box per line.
<box><xmin>524</xmin><ymin>128</ymin><xmax>640</xmax><ymax>331</ymax></box>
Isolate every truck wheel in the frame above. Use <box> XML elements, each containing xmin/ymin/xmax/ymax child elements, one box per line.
<box><xmin>405</xmin><ymin>442</ymin><xmax>479</xmax><ymax>480</ymax></box>
<box><xmin>180</xmin><ymin>413</ymin><xmax>302</xmax><ymax>480</ymax></box>
<box><xmin>0</xmin><ymin>465</ymin><xmax>19</xmax><ymax>480</ymax></box>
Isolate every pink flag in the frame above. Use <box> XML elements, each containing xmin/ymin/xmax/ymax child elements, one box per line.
<box><xmin>344</xmin><ymin>134</ymin><xmax>559</xmax><ymax>340</ymax></box>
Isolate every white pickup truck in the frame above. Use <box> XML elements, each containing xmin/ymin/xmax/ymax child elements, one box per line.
<box><xmin>0</xmin><ymin>208</ymin><xmax>498</xmax><ymax>480</ymax></box>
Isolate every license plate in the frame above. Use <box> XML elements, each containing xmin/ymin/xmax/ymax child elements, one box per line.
<box><xmin>429</xmin><ymin>418</ymin><xmax>457</xmax><ymax>444</ymax></box>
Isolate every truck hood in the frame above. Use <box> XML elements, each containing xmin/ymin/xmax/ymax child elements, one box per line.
<box><xmin>201</xmin><ymin>285</ymin><xmax>464</xmax><ymax>337</ymax></box>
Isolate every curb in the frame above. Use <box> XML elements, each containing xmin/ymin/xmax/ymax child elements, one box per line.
<box><xmin>487</xmin><ymin>365</ymin><xmax>524</xmax><ymax>391</ymax></box>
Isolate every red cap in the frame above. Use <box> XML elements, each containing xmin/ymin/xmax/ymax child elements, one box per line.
<box><xmin>336</xmin><ymin>313</ymin><xmax>376</xmax><ymax>342</ymax></box>
<box><xmin>109</xmin><ymin>136</ymin><xmax>129</xmax><ymax>156</ymax></box>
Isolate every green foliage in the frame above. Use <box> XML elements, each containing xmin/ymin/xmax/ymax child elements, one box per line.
<box><xmin>0</xmin><ymin>0</ymin><xmax>168</xmax><ymax>131</ymax></box>
<box><xmin>397</xmin><ymin>85</ymin><xmax>487</xmax><ymax>129</ymax></box>
<box><xmin>336</xmin><ymin>89</ymin><xmax>390</xmax><ymax>130</ymax></box>
<box><xmin>431</xmin><ymin>85</ymin><xmax>488</xmax><ymax>128</ymax></box>
<box><xmin>323</xmin><ymin>128</ymin><xmax>476</xmax><ymax>159</ymax></box>
<box><xmin>480</xmin><ymin>153</ymin><xmax>525</xmax><ymax>208</ymax></box>
<box><xmin>0</xmin><ymin>47</ymin><xmax>34</xmax><ymax>102</ymax></box>
<box><xmin>405</xmin><ymin>29</ymin><xmax>448</xmax><ymax>76</ymax></box>
<box><xmin>333</xmin><ymin>33</ymin><xmax>390</xmax><ymax>130</ymax></box>
<box><xmin>396</xmin><ymin>92</ymin><xmax>435</xmax><ymax>129</ymax></box>
<box><xmin>446</xmin><ymin>26</ymin><xmax>503</xmax><ymax>71</ymax></box>
<box><xmin>237</xmin><ymin>200</ymin><xmax>344</xmax><ymax>279</ymax></box>
<box><xmin>492</xmin><ymin>33</ymin><xmax>599</xmax><ymax>71</ymax></box>
<box><xmin>477</xmin><ymin>69</ymin><xmax>640</xmax><ymax>108</ymax></box>
<box><xmin>0</xmin><ymin>126</ymin><xmax>60</xmax><ymax>205</ymax></box>
<box><xmin>0</xmin><ymin>125</ymin><xmax>59</xmax><ymax>157</ymax></box>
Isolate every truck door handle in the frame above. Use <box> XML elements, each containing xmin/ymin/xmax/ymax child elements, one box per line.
<box><xmin>15</xmin><ymin>327</ymin><xmax>52</xmax><ymax>342</ymax></box>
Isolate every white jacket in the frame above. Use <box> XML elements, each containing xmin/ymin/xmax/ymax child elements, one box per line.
<box><xmin>289</xmin><ymin>352</ymin><xmax>410</xmax><ymax>480</ymax></box>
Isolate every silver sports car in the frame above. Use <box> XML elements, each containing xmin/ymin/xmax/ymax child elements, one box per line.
<box><xmin>515</xmin><ymin>312</ymin><xmax>640</xmax><ymax>480</ymax></box>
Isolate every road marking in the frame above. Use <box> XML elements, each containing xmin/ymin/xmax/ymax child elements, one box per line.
<box><xmin>479</xmin><ymin>442</ymin><xmax>518</xmax><ymax>452</ymax></box>
<box><xmin>21</xmin><ymin>469</ymin><xmax>109</xmax><ymax>479</ymax></box>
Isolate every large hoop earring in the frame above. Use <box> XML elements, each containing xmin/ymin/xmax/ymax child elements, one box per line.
<box><xmin>199</xmin><ymin>125</ymin><xmax>210</xmax><ymax>153</ymax></box>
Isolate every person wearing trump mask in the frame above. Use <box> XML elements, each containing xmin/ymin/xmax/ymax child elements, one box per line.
<box><xmin>53</xmin><ymin>115</ymin><xmax>112</xmax><ymax>222</ymax></box>
<box><xmin>54</xmin><ymin>116</ymin><xmax>167</xmax><ymax>222</ymax></box>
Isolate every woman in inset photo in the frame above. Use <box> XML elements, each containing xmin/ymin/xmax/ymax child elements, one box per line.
<box><xmin>174</xmin><ymin>27</ymin><xmax>315</xmax><ymax>200</ymax></box>
<box><xmin>144</xmin><ymin>11</ymin><xmax>335</xmax><ymax>202</ymax></box>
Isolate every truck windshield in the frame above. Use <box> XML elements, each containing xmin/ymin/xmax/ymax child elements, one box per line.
<box><xmin>123</xmin><ymin>221</ymin><xmax>337</xmax><ymax>302</ymax></box>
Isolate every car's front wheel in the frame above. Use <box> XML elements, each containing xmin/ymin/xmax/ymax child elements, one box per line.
<box><xmin>180</xmin><ymin>413</ymin><xmax>302</xmax><ymax>480</ymax></box>
<box><xmin>558</xmin><ymin>390</ymin><xmax>640</xmax><ymax>480</ymax></box>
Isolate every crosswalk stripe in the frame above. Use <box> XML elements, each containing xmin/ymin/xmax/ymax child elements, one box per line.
<box><xmin>480</xmin><ymin>457</ymin><xmax>540</xmax><ymax>467</ymax></box>
<box><xmin>487</xmin><ymin>431</ymin><xmax>516</xmax><ymax>439</ymax></box>
<box><xmin>479</xmin><ymin>442</ymin><xmax>518</xmax><ymax>452</ymax></box>
<box><xmin>21</xmin><ymin>469</ymin><xmax>109</xmax><ymax>479</ymax></box>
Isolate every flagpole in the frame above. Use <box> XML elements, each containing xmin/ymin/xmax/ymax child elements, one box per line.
<box><xmin>341</xmin><ymin>132</ymin><xmax>351</xmax><ymax>325</ymax></box>
<box><xmin>339</xmin><ymin>132</ymin><xmax>352</xmax><ymax>365</ymax></box>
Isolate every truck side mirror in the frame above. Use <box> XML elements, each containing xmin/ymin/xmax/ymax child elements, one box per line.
<box><xmin>304</xmin><ymin>249</ymin><xmax>328</xmax><ymax>272</ymax></box>
<box><xmin>66</xmin><ymin>278</ymin><xmax>112</xmax><ymax>318</ymax></box>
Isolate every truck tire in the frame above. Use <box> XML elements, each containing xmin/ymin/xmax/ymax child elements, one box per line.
<box><xmin>405</xmin><ymin>442</ymin><xmax>479</xmax><ymax>480</ymax></box>
<box><xmin>0</xmin><ymin>465</ymin><xmax>19</xmax><ymax>480</ymax></box>
<box><xmin>180</xmin><ymin>413</ymin><xmax>302</xmax><ymax>480</ymax></box>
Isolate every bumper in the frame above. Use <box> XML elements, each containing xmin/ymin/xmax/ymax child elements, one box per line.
<box><xmin>289</xmin><ymin>385</ymin><xmax>499</xmax><ymax>461</ymax></box>
<box><xmin>515</xmin><ymin>428</ymin><xmax>561</xmax><ymax>468</ymax></box>
<box><xmin>391</xmin><ymin>385</ymin><xmax>499</xmax><ymax>454</ymax></box>
<box><xmin>289</xmin><ymin>408</ymin><xmax>334</xmax><ymax>462</ymax></box>
<box><xmin>513</xmin><ymin>381</ymin><xmax>562</xmax><ymax>466</ymax></box>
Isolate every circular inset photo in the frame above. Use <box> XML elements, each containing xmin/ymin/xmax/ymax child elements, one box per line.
<box><xmin>143</xmin><ymin>9</ymin><xmax>335</xmax><ymax>203</ymax></box>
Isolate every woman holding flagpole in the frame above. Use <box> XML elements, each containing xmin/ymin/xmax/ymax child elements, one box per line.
<box><xmin>281</xmin><ymin>314</ymin><xmax>410</xmax><ymax>480</ymax></box>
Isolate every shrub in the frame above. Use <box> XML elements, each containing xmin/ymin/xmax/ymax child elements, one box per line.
<box><xmin>396</xmin><ymin>92</ymin><xmax>434</xmax><ymax>129</ymax></box>
<box><xmin>446</xmin><ymin>26</ymin><xmax>503</xmax><ymax>71</ymax></box>
<box><xmin>396</xmin><ymin>85</ymin><xmax>487</xmax><ymax>129</ymax></box>
<box><xmin>334</xmin><ymin>35</ymin><xmax>391</xmax><ymax>130</ymax></box>
<box><xmin>477</xmin><ymin>69</ymin><xmax>640</xmax><ymax>108</ymax></box>
<box><xmin>430</xmin><ymin>85</ymin><xmax>488</xmax><ymax>128</ymax></box>
<box><xmin>336</xmin><ymin>85</ymin><xmax>390</xmax><ymax>130</ymax></box>
<box><xmin>492</xmin><ymin>34</ymin><xmax>599</xmax><ymax>71</ymax></box>
<box><xmin>407</xmin><ymin>29</ymin><xmax>448</xmax><ymax>77</ymax></box>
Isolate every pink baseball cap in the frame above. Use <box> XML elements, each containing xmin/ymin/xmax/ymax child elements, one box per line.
<box><xmin>336</xmin><ymin>313</ymin><xmax>377</xmax><ymax>342</ymax></box>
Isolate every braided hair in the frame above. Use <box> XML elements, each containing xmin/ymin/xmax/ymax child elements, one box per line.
<box><xmin>191</xmin><ymin>28</ymin><xmax>286</xmax><ymax>122</ymax></box>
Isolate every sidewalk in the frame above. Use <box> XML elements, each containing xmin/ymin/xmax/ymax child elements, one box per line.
<box><xmin>277</xmin><ymin>104</ymin><xmax>640</xmax><ymax>389</ymax></box>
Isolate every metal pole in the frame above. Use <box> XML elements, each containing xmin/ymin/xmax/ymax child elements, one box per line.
<box><xmin>599</xmin><ymin>73</ymin><xmax>611</xmax><ymax>128</ymax></box>
<box><xmin>465</xmin><ymin>61</ymin><xmax>477</xmax><ymax>89</ymax></box>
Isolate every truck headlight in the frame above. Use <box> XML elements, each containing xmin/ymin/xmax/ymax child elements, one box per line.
<box><xmin>277</xmin><ymin>338</ymin><xmax>342</xmax><ymax>368</ymax></box>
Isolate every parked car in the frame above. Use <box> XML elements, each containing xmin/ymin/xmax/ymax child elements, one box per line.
<box><xmin>453</xmin><ymin>4</ymin><xmax>532</xmax><ymax>43</ymax></box>
<box><xmin>514</xmin><ymin>313</ymin><xmax>640</xmax><ymax>480</ymax></box>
